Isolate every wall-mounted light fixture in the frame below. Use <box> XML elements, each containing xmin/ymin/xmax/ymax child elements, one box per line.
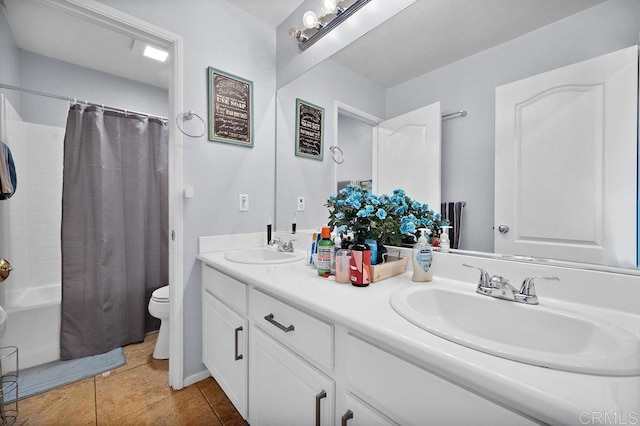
<box><xmin>289</xmin><ymin>0</ymin><xmax>372</xmax><ymax>51</ymax></box>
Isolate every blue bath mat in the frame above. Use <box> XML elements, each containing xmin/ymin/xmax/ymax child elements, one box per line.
<box><xmin>4</xmin><ymin>347</ymin><xmax>126</xmax><ymax>402</ymax></box>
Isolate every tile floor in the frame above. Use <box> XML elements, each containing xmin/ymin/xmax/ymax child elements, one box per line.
<box><xmin>16</xmin><ymin>333</ymin><xmax>247</xmax><ymax>425</ymax></box>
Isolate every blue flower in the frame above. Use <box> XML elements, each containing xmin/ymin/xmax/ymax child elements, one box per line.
<box><xmin>336</xmin><ymin>212</ymin><xmax>345</xmax><ymax>220</ymax></box>
<box><xmin>376</xmin><ymin>209</ymin><xmax>387</xmax><ymax>220</ymax></box>
<box><xmin>365</xmin><ymin>205</ymin><xmax>374</xmax><ymax>214</ymax></box>
<box><xmin>328</xmin><ymin>195</ymin><xmax>336</xmax><ymax>202</ymax></box>
<box><xmin>393</xmin><ymin>189</ymin><xmax>405</xmax><ymax>196</ymax></box>
<box><xmin>401</xmin><ymin>214</ymin><xmax>416</xmax><ymax>224</ymax></box>
<box><xmin>411</xmin><ymin>201</ymin><xmax>421</xmax><ymax>210</ymax></box>
<box><xmin>400</xmin><ymin>221</ymin><xmax>416</xmax><ymax>234</ymax></box>
<box><xmin>337</xmin><ymin>200</ymin><xmax>345</xmax><ymax>206</ymax></box>
<box><xmin>350</xmin><ymin>200</ymin><xmax>361</xmax><ymax>209</ymax></box>
<box><xmin>356</xmin><ymin>209</ymin><xmax>371</xmax><ymax>218</ymax></box>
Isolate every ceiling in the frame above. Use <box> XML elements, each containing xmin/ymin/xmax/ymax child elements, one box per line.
<box><xmin>2</xmin><ymin>0</ymin><xmax>605</xmax><ymax>90</ymax></box>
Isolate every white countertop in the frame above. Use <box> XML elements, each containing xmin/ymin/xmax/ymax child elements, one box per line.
<box><xmin>198</xmin><ymin>245</ymin><xmax>640</xmax><ymax>425</ymax></box>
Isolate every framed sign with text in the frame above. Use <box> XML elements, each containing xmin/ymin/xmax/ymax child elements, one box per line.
<box><xmin>208</xmin><ymin>67</ymin><xmax>253</xmax><ymax>147</ymax></box>
<box><xmin>295</xmin><ymin>98</ymin><xmax>324</xmax><ymax>161</ymax></box>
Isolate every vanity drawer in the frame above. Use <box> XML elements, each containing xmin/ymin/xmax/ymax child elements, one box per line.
<box><xmin>202</xmin><ymin>265</ymin><xmax>247</xmax><ymax>314</ymax></box>
<box><xmin>346</xmin><ymin>334</ymin><xmax>535</xmax><ymax>425</ymax></box>
<box><xmin>249</xmin><ymin>289</ymin><xmax>333</xmax><ymax>372</ymax></box>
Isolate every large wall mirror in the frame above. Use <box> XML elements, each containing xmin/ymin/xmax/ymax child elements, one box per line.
<box><xmin>275</xmin><ymin>0</ymin><xmax>640</xmax><ymax>271</ymax></box>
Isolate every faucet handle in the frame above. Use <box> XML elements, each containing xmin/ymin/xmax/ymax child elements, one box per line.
<box><xmin>462</xmin><ymin>264</ymin><xmax>491</xmax><ymax>290</ymax></box>
<box><xmin>517</xmin><ymin>276</ymin><xmax>559</xmax><ymax>304</ymax></box>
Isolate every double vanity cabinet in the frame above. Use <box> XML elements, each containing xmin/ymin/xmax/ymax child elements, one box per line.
<box><xmin>200</xmin><ymin>260</ymin><xmax>537</xmax><ymax>425</ymax></box>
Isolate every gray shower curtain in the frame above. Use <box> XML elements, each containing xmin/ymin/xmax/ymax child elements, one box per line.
<box><xmin>60</xmin><ymin>104</ymin><xmax>169</xmax><ymax>360</ymax></box>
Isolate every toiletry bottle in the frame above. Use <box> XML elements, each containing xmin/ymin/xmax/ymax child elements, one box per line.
<box><xmin>350</xmin><ymin>231</ymin><xmax>371</xmax><ymax>287</ymax></box>
<box><xmin>439</xmin><ymin>226</ymin><xmax>451</xmax><ymax>253</ymax></box>
<box><xmin>365</xmin><ymin>238</ymin><xmax>378</xmax><ymax>266</ymax></box>
<box><xmin>317</xmin><ymin>226</ymin><xmax>335</xmax><ymax>276</ymax></box>
<box><xmin>412</xmin><ymin>228</ymin><xmax>433</xmax><ymax>282</ymax></box>
<box><xmin>335</xmin><ymin>246</ymin><xmax>352</xmax><ymax>284</ymax></box>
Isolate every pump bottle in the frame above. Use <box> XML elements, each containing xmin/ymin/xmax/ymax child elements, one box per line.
<box><xmin>412</xmin><ymin>228</ymin><xmax>433</xmax><ymax>282</ymax></box>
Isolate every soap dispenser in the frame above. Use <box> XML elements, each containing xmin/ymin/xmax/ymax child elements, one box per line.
<box><xmin>412</xmin><ymin>228</ymin><xmax>433</xmax><ymax>282</ymax></box>
<box><xmin>439</xmin><ymin>226</ymin><xmax>451</xmax><ymax>253</ymax></box>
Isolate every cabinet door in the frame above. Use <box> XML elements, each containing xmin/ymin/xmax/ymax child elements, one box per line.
<box><xmin>341</xmin><ymin>393</ymin><xmax>396</xmax><ymax>426</ymax></box>
<box><xmin>202</xmin><ymin>291</ymin><xmax>248</xmax><ymax>419</ymax></box>
<box><xmin>249</xmin><ymin>326</ymin><xmax>334</xmax><ymax>426</ymax></box>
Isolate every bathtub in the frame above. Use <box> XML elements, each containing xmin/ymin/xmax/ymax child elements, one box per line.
<box><xmin>0</xmin><ymin>284</ymin><xmax>61</xmax><ymax>370</ymax></box>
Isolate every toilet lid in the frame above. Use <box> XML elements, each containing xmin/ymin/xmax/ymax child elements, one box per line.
<box><xmin>151</xmin><ymin>285</ymin><xmax>169</xmax><ymax>302</ymax></box>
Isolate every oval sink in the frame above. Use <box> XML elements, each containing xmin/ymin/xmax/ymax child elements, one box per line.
<box><xmin>390</xmin><ymin>285</ymin><xmax>640</xmax><ymax>376</ymax></box>
<box><xmin>224</xmin><ymin>247</ymin><xmax>305</xmax><ymax>264</ymax></box>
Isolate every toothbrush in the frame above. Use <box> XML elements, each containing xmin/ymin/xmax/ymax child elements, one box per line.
<box><xmin>309</xmin><ymin>232</ymin><xmax>317</xmax><ymax>264</ymax></box>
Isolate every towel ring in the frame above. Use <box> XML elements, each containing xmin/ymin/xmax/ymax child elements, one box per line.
<box><xmin>176</xmin><ymin>110</ymin><xmax>206</xmax><ymax>138</ymax></box>
<box><xmin>329</xmin><ymin>146</ymin><xmax>344</xmax><ymax>164</ymax></box>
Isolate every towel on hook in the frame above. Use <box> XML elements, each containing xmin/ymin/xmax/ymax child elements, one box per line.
<box><xmin>0</xmin><ymin>140</ymin><xmax>17</xmax><ymax>200</ymax></box>
<box><xmin>440</xmin><ymin>201</ymin><xmax>466</xmax><ymax>249</ymax></box>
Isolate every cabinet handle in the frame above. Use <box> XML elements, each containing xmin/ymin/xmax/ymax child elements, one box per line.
<box><xmin>234</xmin><ymin>326</ymin><xmax>243</xmax><ymax>361</ymax></box>
<box><xmin>315</xmin><ymin>389</ymin><xmax>327</xmax><ymax>426</ymax></box>
<box><xmin>264</xmin><ymin>313</ymin><xmax>295</xmax><ymax>333</ymax></box>
<box><xmin>341</xmin><ymin>409</ymin><xmax>354</xmax><ymax>426</ymax></box>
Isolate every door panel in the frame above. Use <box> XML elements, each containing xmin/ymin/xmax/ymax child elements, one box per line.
<box><xmin>495</xmin><ymin>46</ymin><xmax>637</xmax><ymax>267</ymax></box>
<box><xmin>373</xmin><ymin>102</ymin><xmax>441</xmax><ymax>210</ymax></box>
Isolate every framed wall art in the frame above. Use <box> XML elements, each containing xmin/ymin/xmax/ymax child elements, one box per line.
<box><xmin>295</xmin><ymin>98</ymin><xmax>324</xmax><ymax>161</ymax></box>
<box><xmin>207</xmin><ymin>67</ymin><xmax>253</xmax><ymax>147</ymax></box>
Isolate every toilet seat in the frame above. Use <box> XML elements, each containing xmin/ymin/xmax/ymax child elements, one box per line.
<box><xmin>151</xmin><ymin>285</ymin><xmax>169</xmax><ymax>303</ymax></box>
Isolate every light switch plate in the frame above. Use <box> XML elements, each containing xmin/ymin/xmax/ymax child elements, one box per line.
<box><xmin>297</xmin><ymin>196</ymin><xmax>305</xmax><ymax>212</ymax></box>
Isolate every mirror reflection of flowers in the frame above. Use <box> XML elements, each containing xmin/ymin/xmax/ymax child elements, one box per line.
<box><xmin>326</xmin><ymin>185</ymin><xmax>448</xmax><ymax>246</ymax></box>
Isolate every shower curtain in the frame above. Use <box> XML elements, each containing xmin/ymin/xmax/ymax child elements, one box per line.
<box><xmin>60</xmin><ymin>104</ymin><xmax>169</xmax><ymax>360</ymax></box>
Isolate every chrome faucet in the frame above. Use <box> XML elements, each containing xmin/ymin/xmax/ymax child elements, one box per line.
<box><xmin>462</xmin><ymin>264</ymin><xmax>558</xmax><ymax>305</ymax></box>
<box><xmin>269</xmin><ymin>237</ymin><xmax>296</xmax><ymax>253</ymax></box>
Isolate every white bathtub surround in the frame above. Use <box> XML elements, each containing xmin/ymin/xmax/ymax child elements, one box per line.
<box><xmin>198</xmin><ymin>233</ymin><xmax>640</xmax><ymax>425</ymax></box>
<box><xmin>0</xmin><ymin>284</ymin><xmax>61</xmax><ymax>370</ymax></box>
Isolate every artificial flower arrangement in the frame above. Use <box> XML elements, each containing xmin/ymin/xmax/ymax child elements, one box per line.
<box><xmin>325</xmin><ymin>185</ymin><xmax>447</xmax><ymax>246</ymax></box>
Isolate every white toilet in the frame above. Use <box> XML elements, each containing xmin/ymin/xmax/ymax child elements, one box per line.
<box><xmin>148</xmin><ymin>285</ymin><xmax>170</xmax><ymax>359</ymax></box>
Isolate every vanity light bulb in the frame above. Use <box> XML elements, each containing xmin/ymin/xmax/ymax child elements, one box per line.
<box><xmin>320</xmin><ymin>0</ymin><xmax>338</xmax><ymax>14</ymax></box>
<box><xmin>302</xmin><ymin>10</ymin><xmax>319</xmax><ymax>29</ymax></box>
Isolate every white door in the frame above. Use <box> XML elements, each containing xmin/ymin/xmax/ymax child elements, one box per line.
<box><xmin>495</xmin><ymin>45</ymin><xmax>638</xmax><ymax>267</ymax></box>
<box><xmin>373</xmin><ymin>103</ymin><xmax>441</xmax><ymax>210</ymax></box>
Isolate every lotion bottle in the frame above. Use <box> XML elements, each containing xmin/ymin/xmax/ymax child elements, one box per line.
<box><xmin>412</xmin><ymin>228</ymin><xmax>433</xmax><ymax>282</ymax></box>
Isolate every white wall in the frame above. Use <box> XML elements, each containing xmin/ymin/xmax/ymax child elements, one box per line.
<box><xmin>18</xmin><ymin>50</ymin><xmax>168</xmax><ymax>128</ymax></box>
<box><xmin>0</xmin><ymin>7</ymin><xmax>20</xmax><ymax>110</ymax></box>
<box><xmin>97</xmin><ymin>0</ymin><xmax>277</xmax><ymax>379</ymax></box>
<box><xmin>385</xmin><ymin>0</ymin><xmax>640</xmax><ymax>253</ymax></box>
<box><xmin>276</xmin><ymin>58</ymin><xmax>384</xmax><ymax>231</ymax></box>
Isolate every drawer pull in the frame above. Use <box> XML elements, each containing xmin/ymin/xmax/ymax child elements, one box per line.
<box><xmin>264</xmin><ymin>313</ymin><xmax>295</xmax><ymax>333</ymax></box>
<box><xmin>234</xmin><ymin>326</ymin><xmax>243</xmax><ymax>361</ymax></box>
<box><xmin>315</xmin><ymin>389</ymin><xmax>327</xmax><ymax>426</ymax></box>
<box><xmin>341</xmin><ymin>409</ymin><xmax>354</xmax><ymax>426</ymax></box>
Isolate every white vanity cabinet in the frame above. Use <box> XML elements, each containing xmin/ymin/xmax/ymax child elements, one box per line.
<box><xmin>201</xmin><ymin>265</ymin><xmax>248</xmax><ymax>419</ymax></box>
<box><xmin>249</xmin><ymin>326</ymin><xmax>335</xmax><ymax>426</ymax></box>
<box><xmin>248</xmin><ymin>288</ymin><xmax>335</xmax><ymax>426</ymax></box>
<box><xmin>344</xmin><ymin>334</ymin><xmax>537</xmax><ymax>426</ymax></box>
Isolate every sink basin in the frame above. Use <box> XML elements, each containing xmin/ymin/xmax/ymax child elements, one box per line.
<box><xmin>224</xmin><ymin>247</ymin><xmax>305</xmax><ymax>264</ymax></box>
<box><xmin>390</xmin><ymin>286</ymin><xmax>640</xmax><ymax>376</ymax></box>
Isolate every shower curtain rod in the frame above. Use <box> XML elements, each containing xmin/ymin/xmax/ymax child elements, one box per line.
<box><xmin>0</xmin><ymin>82</ymin><xmax>168</xmax><ymax>121</ymax></box>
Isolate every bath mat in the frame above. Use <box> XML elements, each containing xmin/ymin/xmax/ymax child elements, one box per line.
<box><xmin>4</xmin><ymin>347</ymin><xmax>126</xmax><ymax>403</ymax></box>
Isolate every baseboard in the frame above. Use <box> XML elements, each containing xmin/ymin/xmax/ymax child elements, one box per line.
<box><xmin>183</xmin><ymin>369</ymin><xmax>211</xmax><ymax>387</ymax></box>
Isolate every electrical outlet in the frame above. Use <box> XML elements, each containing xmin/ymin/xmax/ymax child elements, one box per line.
<box><xmin>297</xmin><ymin>196</ymin><xmax>305</xmax><ymax>212</ymax></box>
<box><xmin>239</xmin><ymin>194</ymin><xmax>249</xmax><ymax>211</ymax></box>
